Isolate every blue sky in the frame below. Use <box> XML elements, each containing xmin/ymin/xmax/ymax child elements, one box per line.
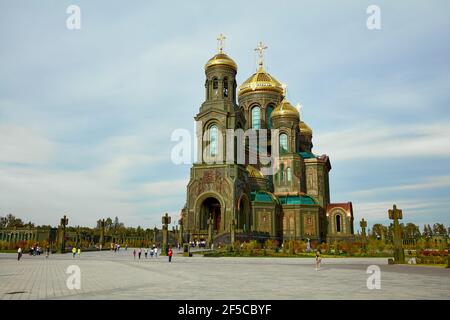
<box><xmin>0</xmin><ymin>0</ymin><xmax>449</xmax><ymax>230</ymax></box>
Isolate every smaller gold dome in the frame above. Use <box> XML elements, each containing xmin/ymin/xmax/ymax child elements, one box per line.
<box><xmin>238</xmin><ymin>66</ymin><xmax>284</xmax><ymax>97</ymax></box>
<box><xmin>271</xmin><ymin>99</ymin><xmax>299</xmax><ymax>119</ymax></box>
<box><xmin>246</xmin><ymin>165</ymin><xmax>264</xmax><ymax>178</ymax></box>
<box><xmin>205</xmin><ymin>53</ymin><xmax>237</xmax><ymax>71</ymax></box>
<box><xmin>299</xmin><ymin>121</ymin><xmax>313</xmax><ymax>136</ymax></box>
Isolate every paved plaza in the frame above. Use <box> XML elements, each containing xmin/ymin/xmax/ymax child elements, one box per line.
<box><xmin>0</xmin><ymin>250</ymin><xmax>449</xmax><ymax>300</ymax></box>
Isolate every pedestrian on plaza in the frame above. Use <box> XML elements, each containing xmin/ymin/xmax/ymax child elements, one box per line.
<box><xmin>17</xmin><ymin>247</ymin><xmax>22</xmax><ymax>261</ymax></box>
<box><xmin>154</xmin><ymin>247</ymin><xmax>158</xmax><ymax>258</ymax></box>
<box><xmin>315</xmin><ymin>251</ymin><xmax>322</xmax><ymax>271</ymax></box>
<box><xmin>72</xmin><ymin>247</ymin><xmax>77</xmax><ymax>258</ymax></box>
<box><xmin>138</xmin><ymin>248</ymin><xmax>142</xmax><ymax>260</ymax></box>
<box><xmin>46</xmin><ymin>246</ymin><xmax>50</xmax><ymax>259</ymax></box>
<box><xmin>133</xmin><ymin>249</ymin><xmax>136</xmax><ymax>259</ymax></box>
<box><xmin>168</xmin><ymin>246</ymin><xmax>173</xmax><ymax>263</ymax></box>
<box><xmin>150</xmin><ymin>248</ymin><xmax>154</xmax><ymax>258</ymax></box>
<box><xmin>144</xmin><ymin>249</ymin><xmax>148</xmax><ymax>259</ymax></box>
<box><xmin>125</xmin><ymin>244</ymin><xmax>128</xmax><ymax>251</ymax></box>
<box><xmin>77</xmin><ymin>248</ymin><xmax>81</xmax><ymax>257</ymax></box>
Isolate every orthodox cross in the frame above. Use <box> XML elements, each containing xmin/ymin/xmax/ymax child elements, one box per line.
<box><xmin>388</xmin><ymin>204</ymin><xmax>403</xmax><ymax>221</ymax></box>
<box><xmin>281</xmin><ymin>83</ymin><xmax>287</xmax><ymax>97</ymax></box>
<box><xmin>217</xmin><ymin>33</ymin><xmax>226</xmax><ymax>53</ymax></box>
<box><xmin>296</xmin><ymin>102</ymin><xmax>302</xmax><ymax>115</ymax></box>
<box><xmin>60</xmin><ymin>215</ymin><xmax>69</xmax><ymax>228</ymax></box>
<box><xmin>388</xmin><ymin>204</ymin><xmax>405</xmax><ymax>263</ymax></box>
<box><xmin>360</xmin><ymin>218</ymin><xmax>367</xmax><ymax>242</ymax></box>
<box><xmin>360</xmin><ymin>218</ymin><xmax>367</xmax><ymax>230</ymax></box>
<box><xmin>162</xmin><ymin>213</ymin><xmax>171</xmax><ymax>226</ymax></box>
<box><xmin>255</xmin><ymin>41</ymin><xmax>268</xmax><ymax>67</ymax></box>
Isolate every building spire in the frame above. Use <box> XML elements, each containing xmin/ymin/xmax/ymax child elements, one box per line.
<box><xmin>281</xmin><ymin>83</ymin><xmax>287</xmax><ymax>98</ymax></box>
<box><xmin>255</xmin><ymin>41</ymin><xmax>268</xmax><ymax>68</ymax></box>
<box><xmin>296</xmin><ymin>102</ymin><xmax>302</xmax><ymax>115</ymax></box>
<box><xmin>217</xmin><ymin>33</ymin><xmax>226</xmax><ymax>53</ymax></box>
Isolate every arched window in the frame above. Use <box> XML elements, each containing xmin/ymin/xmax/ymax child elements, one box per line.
<box><xmin>223</xmin><ymin>78</ymin><xmax>228</xmax><ymax>97</ymax></box>
<box><xmin>212</xmin><ymin>78</ymin><xmax>218</xmax><ymax>89</ymax></box>
<box><xmin>251</xmin><ymin>106</ymin><xmax>261</xmax><ymax>129</ymax></box>
<box><xmin>336</xmin><ymin>214</ymin><xmax>341</xmax><ymax>232</ymax></box>
<box><xmin>267</xmin><ymin>106</ymin><xmax>274</xmax><ymax>129</ymax></box>
<box><xmin>287</xmin><ymin>167</ymin><xmax>292</xmax><ymax>182</ymax></box>
<box><xmin>280</xmin><ymin>163</ymin><xmax>284</xmax><ymax>183</ymax></box>
<box><xmin>210</xmin><ymin>125</ymin><xmax>218</xmax><ymax>156</ymax></box>
<box><xmin>279</xmin><ymin>133</ymin><xmax>288</xmax><ymax>153</ymax></box>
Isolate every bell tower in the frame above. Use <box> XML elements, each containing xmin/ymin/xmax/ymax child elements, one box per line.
<box><xmin>201</xmin><ymin>34</ymin><xmax>238</xmax><ymax>114</ymax></box>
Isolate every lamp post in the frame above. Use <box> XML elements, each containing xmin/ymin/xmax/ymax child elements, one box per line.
<box><xmin>59</xmin><ymin>215</ymin><xmax>69</xmax><ymax>253</ymax></box>
<box><xmin>161</xmin><ymin>213</ymin><xmax>171</xmax><ymax>255</ymax></box>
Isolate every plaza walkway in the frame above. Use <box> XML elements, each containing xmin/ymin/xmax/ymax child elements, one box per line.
<box><xmin>0</xmin><ymin>250</ymin><xmax>449</xmax><ymax>299</ymax></box>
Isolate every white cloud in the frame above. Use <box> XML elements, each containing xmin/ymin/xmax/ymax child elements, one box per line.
<box><xmin>351</xmin><ymin>174</ymin><xmax>450</xmax><ymax>197</ymax></box>
<box><xmin>353</xmin><ymin>199</ymin><xmax>450</xmax><ymax>227</ymax></box>
<box><xmin>0</xmin><ymin>125</ymin><xmax>54</xmax><ymax>165</ymax></box>
<box><xmin>315</xmin><ymin>122</ymin><xmax>450</xmax><ymax>161</ymax></box>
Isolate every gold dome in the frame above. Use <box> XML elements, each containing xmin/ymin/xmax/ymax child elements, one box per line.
<box><xmin>205</xmin><ymin>53</ymin><xmax>237</xmax><ymax>71</ymax></box>
<box><xmin>271</xmin><ymin>99</ymin><xmax>299</xmax><ymax>119</ymax></box>
<box><xmin>299</xmin><ymin>121</ymin><xmax>313</xmax><ymax>136</ymax></box>
<box><xmin>246</xmin><ymin>165</ymin><xmax>264</xmax><ymax>178</ymax></box>
<box><xmin>238</xmin><ymin>65</ymin><xmax>284</xmax><ymax>97</ymax></box>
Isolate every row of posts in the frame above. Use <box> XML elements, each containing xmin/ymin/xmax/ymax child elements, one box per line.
<box><xmin>54</xmin><ymin>206</ymin><xmax>449</xmax><ymax>267</ymax></box>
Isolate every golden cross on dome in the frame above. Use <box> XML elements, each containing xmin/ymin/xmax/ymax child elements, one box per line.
<box><xmin>217</xmin><ymin>33</ymin><xmax>226</xmax><ymax>53</ymax></box>
<box><xmin>296</xmin><ymin>102</ymin><xmax>302</xmax><ymax>114</ymax></box>
<box><xmin>281</xmin><ymin>83</ymin><xmax>287</xmax><ymax>96</ymax></box>
<box><xmin>255</xmin><ymin>41</ymin><xmax>268</xmax><ymax>67</ymax></box>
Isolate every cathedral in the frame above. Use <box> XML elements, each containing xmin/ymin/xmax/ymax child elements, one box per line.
<box><xmin>180</xmin><ymin>35</ymin><xmax>354</xmax><ymax>245</ymax></box>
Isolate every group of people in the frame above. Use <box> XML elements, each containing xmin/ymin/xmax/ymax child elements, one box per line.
<box><xmin>71</xmin><ymin>246</ymin><xmax>81</xmax><ymax>258</ymax></box>
<box><xmin>133</xmin><ymin>245</ymin><xmax>158</xmax><ymax>260</ymax></box>
<box><xmin>132</xmin><ymin>245</ymin><xmax>173</xmax><ymax>262</ymax></box>
<box><xmin>29</xmin><ymin>245</ymin><xmax>42</xmax><ymax>256</ymax></box>
<box><xmin>17</xmin><ymin>245</ymin><xmax>51</xmax><ymax>261</ymax></box>
<box><xmin>189</xmin><ymin>240</ymin><xmax>207</xmax><ymax>248</ymax></box>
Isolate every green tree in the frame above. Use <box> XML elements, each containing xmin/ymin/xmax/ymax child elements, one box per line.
<box><xmin>432</xmin><ymin>223</ymin><xmax>446</xmax><ymax>236</ymax></box>
<box><xmin>0</xmin><ymin>214</ymin><xmax>25</xmax><ymax>228</ymax></box>
<box><xmin>372</xmin><ymin>224</ymin><xmax>384</xmax><ymax>240</ymax></box>
<box><xmin>422</xmin><ymin>224</ymin><xmax>432</xmax><ymax>238</ymax></box>
<box><xmin>404</xmin><ymin>223</ymin><xmax>421</xmax><ymax>240</ymax></box>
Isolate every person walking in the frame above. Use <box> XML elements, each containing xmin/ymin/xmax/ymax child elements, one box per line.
<box><xmin>154</xmin><ymin>247</ymin><xmax>158</xmax><ymax>258</ymax></box>
<box><xmin>17</xmin><ymin>247</ymin><xmax>22</xmax><ymax>261</ymax></box>
<box><xmin>315</xmin><ymin>251</ymin><xmax>322</xmax><ymax>271</ymax></box>
<box><xmin>168</xmin><ymin>246</ymin><xmax>173</xmax><ymax>263</ymax></box>
<box><xmin>72</xmin><ymin>247</ymin><xmax>77</xmax><ymax>258</ymax></box>
<box><xmin>46</xmin><ymin>246</ymin><xmax>50</xmax><ymax>259</ymax></box>
<box><xmin>138</xmin><ymin>248</ymin><xmax>142</xmax><ymax>260</ymax></box>
<box><xmin>77</xmin><ymin>247</ymin><xmax>81</xmax><ymax>257</ymax></box>
<box><xmin>144</xmin><ymin>249</ymin><xmax>148</xmax><ymax>259</ymax></box>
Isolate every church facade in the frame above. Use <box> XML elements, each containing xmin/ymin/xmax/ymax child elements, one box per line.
<box><xmin>180</xmin><ymin>36</ymin><xmax>354</xmax><ymax>245</ymax></box>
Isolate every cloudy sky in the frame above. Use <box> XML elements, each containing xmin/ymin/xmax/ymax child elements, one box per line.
<box><xmin>1</xmin><ymin>1</ymin><xmax>449</xmax><ymax>230</ymax></box>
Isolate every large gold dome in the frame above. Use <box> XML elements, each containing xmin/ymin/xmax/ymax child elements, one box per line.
<box><xmin>238</xmin><ymin>65</ymin><xmax>284</xmax><ymax>97</ymax></box>
<box><xmin>271</xmin><ymin>99</ymin><xmax>299</xmax><ymax>119</ymax></box>
<box><xmin>299</xmin><ymin>121</ymin><xmax>313</xmax><ymax>136</ymax></box>
<box><xmin>205</xmin><ymin>53</ymin><xmax>237</xmax><ymax>71</ymax></box>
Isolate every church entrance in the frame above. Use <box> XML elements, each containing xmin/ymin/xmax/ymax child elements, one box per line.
<box><xmin>237</xmin><ymin>196</ymin><xmax>250</xmax><ymax>232</ymax></box>
<box><xmin>200</xmin><ymin>197</ymin><xmax>221</xmax><ymax>231</ymax></box>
